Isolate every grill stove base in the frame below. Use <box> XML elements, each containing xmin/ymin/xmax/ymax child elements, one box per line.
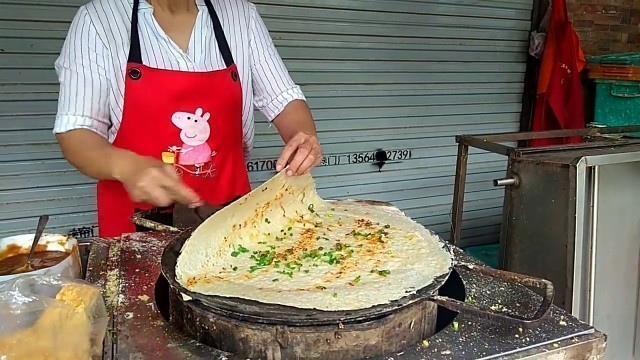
<box><xmin>86</xmin><ymin>233</ymin><xmax>605</xmax><ymax>360</ymax></box>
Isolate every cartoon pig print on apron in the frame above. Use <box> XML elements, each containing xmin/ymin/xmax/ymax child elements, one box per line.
<box><xmin>171</xmin><ymin>108</ymin><xmax>217</xmax><ymax>166</ymax></box>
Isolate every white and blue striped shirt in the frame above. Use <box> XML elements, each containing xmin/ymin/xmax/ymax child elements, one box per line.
<box><xmin>53</xmin><ymin>0</ymin><xmax>305</xmax><ymax>157</ymax></box>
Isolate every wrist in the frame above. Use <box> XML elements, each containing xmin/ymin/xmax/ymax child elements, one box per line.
<box><xmin>110</xmin><ymin>149</ymin><xmax>142</xmax><ymax>182</ymax></box>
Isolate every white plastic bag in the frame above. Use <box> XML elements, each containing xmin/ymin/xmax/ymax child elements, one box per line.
<box><xmin>529</xmin><ymin>31</ymin><xmax>547</xmax><ymax>59</ymax></box>
<box><xmin>528</xmin><ymin>4</ymin><xmax>553</xmax><ymax>59</ymax></box>
<box><xmin>0</xmin><ymin>275</ymin><xmax>108</xmax><ymax>360</ymax></box>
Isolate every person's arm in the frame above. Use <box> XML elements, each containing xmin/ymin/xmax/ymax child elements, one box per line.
<box><xmin>54</xmin><ymin>8</ymin><xmax>200</xmax><ymax>207</ymax></box>
<box><xmin>248</xmin><ymin>5</ymin><xmax>322</xmax><ymax>176</ymax></box>
<box><xmin>57</xmin><ymin>130</ymin><xmax>142</xmax><ymax>181</ymax></box>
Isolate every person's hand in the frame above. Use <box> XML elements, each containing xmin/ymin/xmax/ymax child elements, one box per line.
<box><xmin>117</xmin><ymin>156</ymin><xmax>202</xmax><ymax>208</ymax></box>
<box><xmin>276</xmin><ymin>132</ymin><xmax>322</xmax><ymax>176</ymax></box>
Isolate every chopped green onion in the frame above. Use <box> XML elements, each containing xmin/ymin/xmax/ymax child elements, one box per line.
<box><xmin>321</xmin><ymin>251</ymin><xmax>341</xmax><ymax>265</ymax></box>
<box><xmin>252</xmin><ymin>250</ymin><xmax>276</xmax><ymax>267</ymax></box>
<box><xmin>376</xmin><ymin>270</ymin><xmax>391</xmax><ymax>277</ymax></box>
<box><xmin>285</xmin><ymin>261</ymin><xmax>301</xmax><ymax>270</ymax></box>
<box><xmin>302</xmin><ymin>249</ymin><xmax>321</xmax><ymax>260</ymax></box>
<box><xmin>278</xmin><ymin>269</ymin><xmax>294</xmax><ymax>277</ymax></box>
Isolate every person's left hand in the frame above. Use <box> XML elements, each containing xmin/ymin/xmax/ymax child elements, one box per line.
<box><xmin>276</xmin><ymin>132</ymin><xmax>322</xmax><ymax>176</ymax></box>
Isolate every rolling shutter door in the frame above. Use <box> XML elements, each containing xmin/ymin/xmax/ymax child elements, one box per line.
<box><xmin>0</xmin><ymin>0</ymin><xmax>532</xmax><ymax>246</ymax></box>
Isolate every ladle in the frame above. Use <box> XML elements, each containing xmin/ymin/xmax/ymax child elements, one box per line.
<box><xmin>13</xmin><ymin>215</ymin><xmax>49</xmax><ymax>274</ymax></box>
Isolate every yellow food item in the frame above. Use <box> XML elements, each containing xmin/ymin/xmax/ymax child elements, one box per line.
<box><xmin>161</xmin><ymin>152</ymin><xmax>175</xmax><ymax>164</ymax></box>
<box><xmin>0</xmin><ymin>283</ymin><xmax>105</xmax><ymax>360</ymax></box>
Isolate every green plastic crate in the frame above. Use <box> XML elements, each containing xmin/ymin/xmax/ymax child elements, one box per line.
<box><xmin>463</xmin><ymin>244</ymin><xmax>499</xmax><ymax>268</ymax></box>
<box><xmin>587</xmin><ymin>53</ymin><xmax>640</xmax><ymax>66</ymax></box>
<box><xmin>592</xmin><ymin>79</ymin><xmax>640</xmax><ymax>137</ymax></box>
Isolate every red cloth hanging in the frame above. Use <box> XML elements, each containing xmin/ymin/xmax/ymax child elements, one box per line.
<box><xmin>530</xmin><ymin>0</ymin><xmax>586</xmax><ymax>147</ymax></box>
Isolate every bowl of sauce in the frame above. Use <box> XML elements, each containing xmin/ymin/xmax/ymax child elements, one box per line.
<box><xmin>0</xmin><ymin>233</ymin><xmax>82</xmax><ymax>283</ymax></box>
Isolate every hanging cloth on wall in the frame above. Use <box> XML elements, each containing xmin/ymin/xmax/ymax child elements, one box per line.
<box><xmin>530</xmin><ymin>0</ymin><xmax>586</xmax><ymax>147</ymax></box>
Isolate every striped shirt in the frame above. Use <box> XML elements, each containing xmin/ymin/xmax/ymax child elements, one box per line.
<box><xmin>53</xmin><ymin>0</ymin><xmax>305</xmax><ymax>157</ymax></box>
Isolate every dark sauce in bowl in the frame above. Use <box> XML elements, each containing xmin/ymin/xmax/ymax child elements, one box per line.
<box><xmin>0</xmin><ymin>251</ymin><xmax>71</xmax><ymax>276</ymax></box>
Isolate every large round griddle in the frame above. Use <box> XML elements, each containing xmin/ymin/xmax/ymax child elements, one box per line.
<box><xmin>159</xmin><ymin>200</ymin><xmax>555</xmax><ymax>328</ymax></box>
<box><xmin>161</xmin><ymin>228</ymin><xmax>451</xmax><ymax>326</ymax></box>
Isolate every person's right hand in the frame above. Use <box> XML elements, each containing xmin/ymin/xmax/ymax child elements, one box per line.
<box><xmin>117</xmin><ymin>156</ymin><xmax>202</xmax><ymax>208</ymax></box>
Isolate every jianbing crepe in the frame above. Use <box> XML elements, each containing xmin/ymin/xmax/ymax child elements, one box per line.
<box><xmin>175</xmin><ymin>171</ymin><xmax>452</xmax><ymax>311</ymax></box>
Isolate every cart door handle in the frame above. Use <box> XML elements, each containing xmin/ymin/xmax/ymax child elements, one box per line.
<box><xmin>610</xmin><ymin>83</ymin><xmax>640</xmax><ymax>98</ymax></box>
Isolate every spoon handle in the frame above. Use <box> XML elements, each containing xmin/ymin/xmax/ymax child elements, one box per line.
<box><xmin>26</xmin><ymin>215</ymin><xmax>50</xmax><ymax>264</ymax></box>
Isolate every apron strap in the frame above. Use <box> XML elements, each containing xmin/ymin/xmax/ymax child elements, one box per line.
<box><xmin>127</xmin><ymin>0</ymin><xmax>235</xmax><ymax>67</ymax></box>
<box><xmin>203</xmin><ymin>0</ymin><xmax>235</xmax><ymax>68</ymax></box>
<box><xmin>128</xmin><ymin>0</ymin><xmax>143</xmax><ymax>64</ymax></box>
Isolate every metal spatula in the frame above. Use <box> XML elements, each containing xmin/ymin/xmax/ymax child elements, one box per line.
<box><xmin>173</xmin><ymin>203</ymin><xmax>223</xmax><ymax>229</ymax></box>
<box><xmin>173</xmin><ymin>198</ymin><xmax>240</xmax><ymax>229</ymax></box>
<box><xmin>13</xmin><ymin>215</ymin><xmax>49</xmax><ymax>274</ymax></box>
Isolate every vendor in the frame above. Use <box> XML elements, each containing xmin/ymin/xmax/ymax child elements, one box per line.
<box><xmin>53</xmin><ymin>0</ymin><xmax>322</xmax><ymax>237</ymax></box>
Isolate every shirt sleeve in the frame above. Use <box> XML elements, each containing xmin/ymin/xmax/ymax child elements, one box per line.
<box><xmin>248</xmin><ymin>4</ymin><xmax>305</xmax><ymax>121</ymax></box>
<box><xmin>53</xmin><ymin>6</ymin><xmax>111</xmax><ymax>139</ymax></box>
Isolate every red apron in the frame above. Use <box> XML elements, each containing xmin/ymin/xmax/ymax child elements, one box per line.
<box><xmin>530</xmin><ymin>0</ymin><xmax>586</xmax><ymax>147</ymax></box>
<box><xmin>97</xmin><ymin>0</ymin><xmax>251</xmax><ymax>237</ymax></box>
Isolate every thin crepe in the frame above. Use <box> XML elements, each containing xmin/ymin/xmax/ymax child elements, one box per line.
<box><xmin>175</xmin><ymin>171</ymin><xmax>452</xmax><ymax>311</ymax></box>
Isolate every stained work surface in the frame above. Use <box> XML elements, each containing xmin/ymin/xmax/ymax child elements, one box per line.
<box><xmin>86</xmin><ymin>232</ymin><xmax>605</xmax><ymax>360</ymax></box>
<box><xmin>86</xmin><ymin>233</ymin><xmax>227</xmax><ymax>360</ymax></box>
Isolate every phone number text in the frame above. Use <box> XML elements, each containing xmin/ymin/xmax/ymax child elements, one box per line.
<box><xmin>246</xmin><ymin>149</ymin><xmax>412</xmax><ymax>172</ymax></box>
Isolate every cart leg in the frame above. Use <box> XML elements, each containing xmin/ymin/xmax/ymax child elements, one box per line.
<box><xmin>450</xmin><ymin>142</ymin><xmax>469</xmax><ymax>247</ymax></box>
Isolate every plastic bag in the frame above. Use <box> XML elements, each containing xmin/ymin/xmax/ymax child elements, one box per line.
<box><xmin>0</xmin><ymin>275</ymin><xmax>109</xmax><ymax>360</ymax></box>
<box><xmin>529</xmin><ymin>31</ymin><xmax>547</xmax><ymax>59</ymax></box>
<box><xmin>529</xmin><ymin>4</ymin><xmax>552</xmax><ymax>59</ymax></box>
